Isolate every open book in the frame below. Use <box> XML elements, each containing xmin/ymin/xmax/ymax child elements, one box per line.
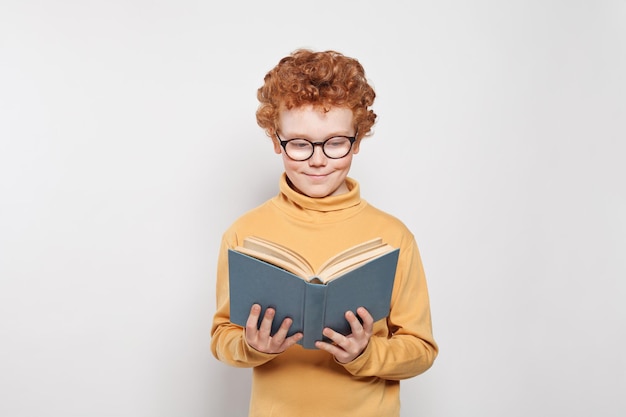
<box><xmin>228</xmin><ymin>236</ymin><xmax>399</xmax><ymax>349</ymax></box>
<box><xmin>235</xmin><ymin>236</ymin><xmax>396</xmax><ymax>284</ymax></box>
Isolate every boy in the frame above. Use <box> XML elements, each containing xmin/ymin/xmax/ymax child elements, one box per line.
<box><xmin>211</xmin><ymin>49</ymin><xmax>438</xmax><ymax>417</ymax></box>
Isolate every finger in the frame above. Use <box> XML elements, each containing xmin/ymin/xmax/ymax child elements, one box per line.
<box><xmin>322</xmin><ymin>326</ymin><xmax>348</xmax><ymax>347</ymax></box>
<box><xmin>345</xmin><ymin>310</ymin><xmax>364</xmax><ymax>335</ymax></box>
<box><xmin>315</xmin><ymin>339</ymin><xmax>342</xmax><ymax>356</ymax></box>
<box><xmin>356</xmin><ymin>307</ymin><xmax>374</xmax><ymax>331</ymax></box>
<box><xmin>258</xmin><ymin>307</ymin><xmax>275</xmax><ymax>336</ymax></box>
<box><xmin>272</xmin><ymin>317</ymin><xmax>293</xmax><ymax>341</ymax></box>
<box><xmin>283</xmin><ymin>331</ymin><xmax>303</xmax><ymax>348</ymax></box>
<box><xmin>271</xmin><ymin>318</ymin><xmax>302</xmax><ymax>351</ymax></box>
<box><xmin>245</xmin><ymin>304</ymin><xmax>262</xmax><ymax>332</ymax></box>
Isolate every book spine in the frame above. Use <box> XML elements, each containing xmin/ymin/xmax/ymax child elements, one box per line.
<box><xmin>300</xmin><ymin>282</ymin><xmax>327</xmax><ymax>349</ymax></box>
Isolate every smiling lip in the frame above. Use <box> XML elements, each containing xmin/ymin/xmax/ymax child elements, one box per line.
<box><xmin>305</xmin><ymin>173</ymin><xmax>329</xmax><ymax>180</ymax></box>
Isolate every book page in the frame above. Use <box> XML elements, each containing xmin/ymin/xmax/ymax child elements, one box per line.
<box><xmin>235</xmin><ymin>246</ymin><xmax>311</xmax><ymax>278</ymax></box>
<box><xmin>316</xmin><ymin>238</ymin><xmax>387</xmax><ymax>273</ymax></box>
<box><xmin>236</xmin><ymin>236</ymin><xmax>394</xmax><ymax>284</ymax></box>
<box><xmin>236</xmin><ymin>236</ymin><xmax>314</xmax><ymax>278</ymax></box>
<box><xmin>317</xmin><ymin>243</ymin><xmax>395</xmax><ymax>283</ymax></box>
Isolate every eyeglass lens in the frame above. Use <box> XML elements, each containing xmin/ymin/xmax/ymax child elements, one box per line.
<box><xmin>284</xmin><ymin>137</ymin><xmax>353</xmax><ymax>161</ymax></box>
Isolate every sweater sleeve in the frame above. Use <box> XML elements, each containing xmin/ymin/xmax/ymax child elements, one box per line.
<box><xmin>341</xmin><ymin>236</ymin><xmax>438</xmax><ymax>379</ymax></box>
<box><xmin>210</xmin><ymin>234</ymin><xmax>278</xmax><ymax>367</ymax></box>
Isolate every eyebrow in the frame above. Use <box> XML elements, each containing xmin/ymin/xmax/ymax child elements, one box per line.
<box><xmin>279</xmin><ymin>131</ymin><xmax>355</xmax><ymax>140</ymax></box>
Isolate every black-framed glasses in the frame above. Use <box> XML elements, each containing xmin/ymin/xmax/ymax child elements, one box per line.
<box><xmin>277</xmin><ymin>133</ymin><xmax>357</xmax><ymax>161</ymax></box>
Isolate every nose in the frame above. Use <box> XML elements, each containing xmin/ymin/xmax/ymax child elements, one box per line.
<box><xmin>308</xmin><ymin>143</ymin><xmax>327</xmax><ymax>166</ymax></box>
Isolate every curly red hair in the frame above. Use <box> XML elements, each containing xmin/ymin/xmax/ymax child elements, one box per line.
<box><xmin>256</xmin><ymin>49</ymin><xmax>377</xmax><ymax>142</ymax></box>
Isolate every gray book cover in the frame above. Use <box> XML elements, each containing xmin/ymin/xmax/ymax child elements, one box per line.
<box><xmin>228</xmin><ymin>248</ymin><xmax>399</xmax><ymax>349</ymax></box>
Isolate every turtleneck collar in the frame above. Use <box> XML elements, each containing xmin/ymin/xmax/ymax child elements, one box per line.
<box><xmin>272</xmin><ymin>173</ymin><xmax>366</xmax><ymax>219</ymax></box>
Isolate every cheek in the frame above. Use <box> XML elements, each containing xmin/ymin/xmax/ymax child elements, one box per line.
<box><xmin>332</xmin><ymin>154</ymin><xmax>353</xmax><ymax>171</ymax></box>
<box><xmin>281</xmin><ymin>154</ymin><xmax>301</xmax><ymax>171</ymax></box>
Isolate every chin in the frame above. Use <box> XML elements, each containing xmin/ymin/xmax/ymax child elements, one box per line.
<box><xmin>293</xmin><ymin>183</ymin><xmax>335</xmax><ymax>198</ymax></box>
<box><xmin>288</xmin><ymin>173</ymin><xmax>347</xmax><ymax>198</ymax></box>
<box><xmin>300</xmin><ymin>188</ymin><xmax>331</xmax><ymax>198</ymax></box>
<box><xmin>309</xmin><ymin>191</ymin><xmax>334</xmax><ymax>198</ymax></box>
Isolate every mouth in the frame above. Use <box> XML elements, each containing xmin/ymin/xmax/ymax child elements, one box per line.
<box><xmin>305</xmin><ymin>173</ymin><xmax>330</xmax><ymax>180</ymax></box>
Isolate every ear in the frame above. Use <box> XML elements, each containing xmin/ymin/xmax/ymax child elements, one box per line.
<box><xmin>272</xmin><ymin>137</ymin><xmax>282</xmax><ymax>154</ymax></box>
<box><xmin>352</xmin><ymin>139</ymin><xmax>361</xmax><ymax>155</ymax></box>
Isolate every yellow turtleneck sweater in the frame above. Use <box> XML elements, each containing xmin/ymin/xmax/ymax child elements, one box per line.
<box><xmin>211</xmin><ymin>174</ymin><xmax>438</xmax><ymax>417</ymax></box>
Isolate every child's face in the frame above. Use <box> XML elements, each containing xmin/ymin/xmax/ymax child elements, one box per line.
<box><xmin>274</xmin><ymin>105</ymin><xmax>359</xmax><ymax>198</ymax></box>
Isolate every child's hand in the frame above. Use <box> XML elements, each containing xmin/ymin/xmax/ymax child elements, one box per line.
<box><xmin>245</xmin><ymin>304</ymin><xmax>302</xmax><ymax>354</ymax></box>
<box><xmin>316</xmin><ymin>306</ymin><xmax>373</xmax><ymax>363</ymax></box>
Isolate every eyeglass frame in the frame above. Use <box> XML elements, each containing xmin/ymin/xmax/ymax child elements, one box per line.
<box><xmin>276</xmin><ymin>132</ymin><xmax>358</xmax><ymax>161</ymax></box>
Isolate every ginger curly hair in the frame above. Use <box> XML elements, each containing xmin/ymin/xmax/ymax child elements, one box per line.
<box><xmin>256</xmin><ymin>49</ymin><xmax>377</xmax><ymax>142</ymax></box>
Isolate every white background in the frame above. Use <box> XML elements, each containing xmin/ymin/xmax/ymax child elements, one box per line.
<box><xmin>1</xmin><ymin>1</ymin><xmax>624</xmax><ymax>416</ymax></box>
